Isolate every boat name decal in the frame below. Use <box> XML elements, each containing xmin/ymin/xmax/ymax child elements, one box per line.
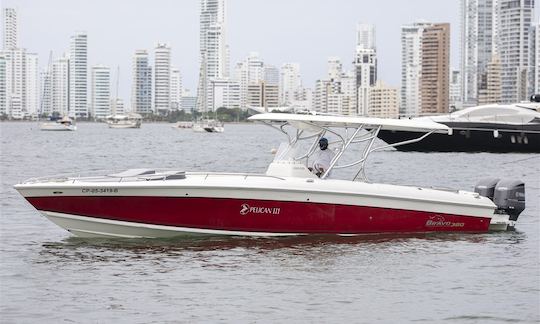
<box><xmin>81</xmin><ymin>188</ymin><xmax>119</xmax><ymax>194</ymax></box>
<box><xmin>240</xmin><ymin>203</ymin><xmax>280</xmax><ymax>215</ymax></box>
<box><xmin>425</xmin><ymin>215</ymin><xmax>464</xmax><ymax>228</ymax></box>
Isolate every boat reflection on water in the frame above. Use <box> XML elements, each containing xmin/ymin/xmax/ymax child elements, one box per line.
<box><xmin>40</xmin><ymin>230</ymin><xmax>525</xmax><ymax>258</ymax></box>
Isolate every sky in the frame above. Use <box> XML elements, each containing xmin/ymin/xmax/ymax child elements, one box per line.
<box><xmin>3</xmin><ymin>0</ymin><xmax>539</xmax><ymax>104</ymax></box>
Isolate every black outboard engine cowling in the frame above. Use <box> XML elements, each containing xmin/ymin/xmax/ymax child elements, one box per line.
<box><xmin>493</xmin><ymin>179</ymin><xmax>525</xmax><ymax>222</ymax></box>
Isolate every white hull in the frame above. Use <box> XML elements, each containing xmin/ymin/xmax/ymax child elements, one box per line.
<box><xmin>42</xmin><ymin>211</ymin><xmax>298</xmax><ymax>238</ymax></box>
<box><xmin>108</xmin><ymin>122</ymin><xmax>140</xmax><ymax>129</ymax></box>
<box><xmin>40</xmin><ymin>123</ymin><xmax>77</xmax><ymax>131</ymax></box>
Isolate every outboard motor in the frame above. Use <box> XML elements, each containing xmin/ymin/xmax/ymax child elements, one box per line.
<box><xmin>475</xmin><ymin>178</ymin><xmax>526</xmax><ymax>229</ymax></box>
<box><xmin>493</xmin><ymin>179</ymin><xmax>526</xmax><ymax>222</ymax></box>
<box><xmin>474</xmin><ymin>178</ymin><xmax>500</xmax><ymax>200</ymax></box>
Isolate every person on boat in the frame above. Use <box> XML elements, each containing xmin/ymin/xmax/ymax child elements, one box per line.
<box><xmin>309</xmin><ymin>137</ymin><xmax>335</xmax><ymax>178</ymax></box>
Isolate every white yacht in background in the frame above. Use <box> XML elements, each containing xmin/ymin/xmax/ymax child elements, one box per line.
<box><xmin>14</xmin><ymin>113</ymin><xmax>526</xmax><ymax>238</ymax></box>
<box><xmin>192</xmin><ymin>118</ymin><xmax>224</xmax><ymax>133</ymax></box>
<box><xmin>378</xmin><ymin>98</ymin><xmax>540</xmax><ymax>152</ymax></box>
<box><xmin>106</xmin><ymin>113</ymin><xmax>142</xmax><ymax>129</ymax></box>
<box><xmin>40</xmin><ymin>116</ymin><xmax>77</xmax><ymax>131</ymax></box>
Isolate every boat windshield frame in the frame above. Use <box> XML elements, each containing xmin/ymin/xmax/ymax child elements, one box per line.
<box><xmin>255</xmin><ymin>117</ymin><xmax>438</xmax><ymax>181</ymax></box>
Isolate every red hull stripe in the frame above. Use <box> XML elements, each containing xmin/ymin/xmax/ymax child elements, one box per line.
<box><xmin>26</xmin><ymin>196</ymin><xmax>491</xmax><ymax>233</ymax></box>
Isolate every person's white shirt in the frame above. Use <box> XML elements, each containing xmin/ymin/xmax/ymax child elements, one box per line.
<box><xmin>310</xmin><ymin>148</ymin><xmax>335</xmax><ymax>177</ymax></box>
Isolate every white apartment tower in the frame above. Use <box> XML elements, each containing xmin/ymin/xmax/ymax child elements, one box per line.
<box><xmin>170</xmin><ymin>67</ymin><xmax>182</xmax><ymax>110</ymax></box>
<box><xmin>498</xmin><ymin>0</ymin><xmax>535</xmax><ymax>103</ymax></box>
<box><xmin>3</xmin><ymin>8</ymin><xmax>18</xmax><ymax>50</ymax></box>
<box><xmin>314</xmin><ymin>57</ymin><xmax>357</xmax><ymax>116</ymax></box>
<box><xmin>208</xmin><ymin>78</ymin><xmax>240</xmax><ymax>110</ymax></box>
<box><xmin>264</xmin><ymin>65</ymin><xmax>279</xmax><ymax>86</ymax></box>
<box><xmin>154</xmin><ymin>43</ymin><xmax>171</xmax><ymax>114</ymax></box>
<box><xmin>530</xmin><ymin>22</ymin><xmax>539</xmax><ymax>95</ymax></box>
<box><xmin>279</xmin><ymin>63</ymin><xmax>302</xmax><ymax>106</ymax></box>
<box><xmin>0</xmin><ymin>55</ymin><xmax>7</xmax><ymax>116</ymax></box>
<box><xmin>234</xmin><ymin>52</ymin><xmax>264</xmax><ymax>108</ymax></box>
<box><xmin>52</xmin><ymin>56</ymin><xmax>70</xmax><ymax>116</ymax></box>
<box><xmin>131</xmin><ymin>50</ymin><xmax>152</xmax><ymax>114</ymax></box>
<box><xmin>401</xmin><ymin>22</ymin><xmax>432</xmax><ymax>117</ymax></box>
<box><xmin>69</xmin><ymin>32</ymin><xmax>88</xmax><ymax>118</ymax></box>
<box><xmin>2</xmin><ymin>49</ymin><xmax>26</xmax><ymax>119</ymax></box>
<box><xmin>90</xmin><ymin>65</ymin><xmax>111</xmax><ymax>119</ymax></box>
<box><xmin>461</xmin><ymin>0</ymin><xmax>495</xmax><ymax>106</ymax></box>
<box><xmin>355</xmin><ymin>23</ymin><xmax>377</xmax><ymax>115</ymax></box>
<box><xmin>25</xmin><ymin>53</ymin><xmax>39</xmax><ymax>116</ymax></box>
<box><xmin>197</xmin><ymin>0</ymin><xmax>228</xmax><ymax>112</ymax></box>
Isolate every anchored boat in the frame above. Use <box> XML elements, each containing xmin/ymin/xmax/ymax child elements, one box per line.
<box><xmin>15</xmin><ymin>113</ymin><xmax>526</xmax><ymax>238</ymax></box>
<box><xmin>378</xmin><ymin>101</ymin><xmax>540</xmax><ymax>152</ymax></box>
<box><xmin>40</xmin><ymin>116</ymin><xmax>77</xmax><ymax>131</ymax></box>
<box><xmin>105</xmin><ymin>113</ymin><xmax>142</xmax><ymax>129</ymax></box>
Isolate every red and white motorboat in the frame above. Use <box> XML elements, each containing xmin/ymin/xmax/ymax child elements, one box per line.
<box><xmin>14</xmin><ymin>113</ymin><xmax>526</xmax><ymax>238</ymax></box>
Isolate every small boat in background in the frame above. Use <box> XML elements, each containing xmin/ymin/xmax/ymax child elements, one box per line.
<box><xmin>171</xmin><ymin>121</ymin><xmax>193</xmax><ymax>129</ymax></box>
<box><xmin>193</xmin><ymin>119</ymin><xmax>224</xmax><ymax>133</ymax></box>
<box><xmin>106</xmin><ymin>113</ymin><xmax>142</xmax><ymax>129</ymax></box>
<box><xmin>40</xmin><ymin>116</ymin><xmax>77</xmax><ymax>131</ymax></box>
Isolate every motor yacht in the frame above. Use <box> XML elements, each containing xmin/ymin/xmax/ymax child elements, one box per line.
<box><xmin>378</xmin><ymin>101</ymin><xmax>540</xmax><ymax>152</ymax></box>
<box><xmin>106</xmin><ymin>113</ymin><xmax>142</xmax><ymax>129</ymax></box>
<box><xmin>193</xmin><ymin>119</ymin><xmax>224</xmax><ymax>133</ymax></box>
<box><xmin>40</xmin><ymin>116</ymin><xmax>77</xmax><ymax>131</ymax></box>
<box><xmin>15</xmin><ymin>113</ymin><xmax>525</xmax><ymax>238</ymax></box>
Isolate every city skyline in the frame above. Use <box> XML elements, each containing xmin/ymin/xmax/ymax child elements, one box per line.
<box><xmin>1</xmin><ymin>0</ymin><xmax>497</xmax><ymax>106</ymax></box>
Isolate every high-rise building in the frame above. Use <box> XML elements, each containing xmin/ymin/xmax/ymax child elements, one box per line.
<box><xmin>314</xmin><ymin>57</ymin><xmax>357</xmax><ymax>116</ymax></box>
<box><xmin>170</xmin><ymin>67</ymin><xmax>182</xmax><ymax>110</ymax></box>
<box><xmin>367</xmin><ymin>81</ymin><xmax>399</xmax><ymax>118</ymax></box>
<box><xmin>449</xmin><ymin>69</ymin><xmax>463</xmax><ymax>110</ymax></box>
<box><xmin>356</xmin><ymin>23</ymin><xmax>376</xmax><ymax>49</ymax></box>
<box><xmin>0</xmin><ymin>54</ymin><xmax>7</xmax><ymax>116</ymax></box>
<box><xmin>2</xmin><ymin>49</ymin><xmax>27</xmax><ymax>119</ymax></box>
<box><xmin>111</xmin><ymin>98</ymin><xmax>124</xmax><ymax>115</ymax></box>
<box><xmin>478</xmin><ymin>54</ymin><xmax>503</xmax><ymax>104</ymax></box>
<box><xmin>498</xmin><ymin>0</ymin><xmax>535</xmax><ymax>103</ymax></box>
<box><xmin>461</xmin><ymin>0</ymin><xmax>495</xmax><ymax>106</ymax></box>
<box><xmin>355</xmin><ymin>23</ymin><xmax>377</xmax><ymax>115</ymax></box>
<box><xmin>420</xmin><ymin>23</ymin><xmax>450</xmax><ymax>115</ymax></box>
<box><xmin>181</xmin><ymin>89</ymin><xmax>197</xmax><ymax>113</ymax></box>
<box><xmin>40</xmin><ymin>69</ymin><xmax>53</xmax><ymax>116</ymax></box>
<box><xmin>90</xmin><ymin>65</ymin><xmax>111</xmax><ymax>119</ymax></box>
<box><xmin>3</xmin><ymin>8</ymin><xmax>18</xmax><ymax>50</ymax></box>
<box><xmin>530</xmin><ymin>22</ymin><xmax>539</xmax><ymax>95</ymax></box>
<box><xmin>208</xmin><ymin>78</ymin><xmax>240</xmax><ymax>110</ymax></box>
<box><xmin>197</xmin><ymin>0</ymin><xmax>228</xmax><ymax>112</ymax></box>
<box><xmin>263</xmin><ymin>65</ymin><xmax>279</xmax><ymax>86</ymax></box>
<box><xmin>401</xmin><ymin>22</ymin><xmax>432</xmax><ymax>117</ymax></box>
<box><xmin>131</xmin><ymin>50</ymin><xmax>152</xmax><ymax>114</ymax></box>
<box><xmin>52</xmin><ymin>55</ymin><xmax>69</xmax><ymax>116</ymax></box>
<box><xmin>279</xmin><ymin>63</ymin><xmax>302</xmax><ymax>106</ymax></box>
<box><xmin>247</xmin><ymin>81</ymin><xmax>278</xmax><ymax>111</ymax></box>
<box><xmin>25</xmin><ymin>53</ymin><xmax>39</xmax><ymax>116</ymax></box>
<box><xmin>154</xmin><ymin>43</ymin><xmax>171</xmax><ymax>114</ymax></box>
<box><xmin>69</xmin><ymin>31</ymin><xmax>88</xmax><ymax>118</ymax></box>
<box><xmin>234</xmin><ymin>52</ymin><xmax>264</xmax><ymax>108</ymax></box>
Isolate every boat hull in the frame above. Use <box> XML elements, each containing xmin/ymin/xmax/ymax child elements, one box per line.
<box><xmin>40</xmin><ymin>123</ymin><xmax>77</xmax><ymax>131</ymax></box>
<box><xmin>378</xmin><ymin>125</ymin><xmax>540</xmax><ymax>152</ymax></box>
<box><xmin>23</xmin><ymin>195</ymin><xmax>491</xmax><ymax>238</ymax></box>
